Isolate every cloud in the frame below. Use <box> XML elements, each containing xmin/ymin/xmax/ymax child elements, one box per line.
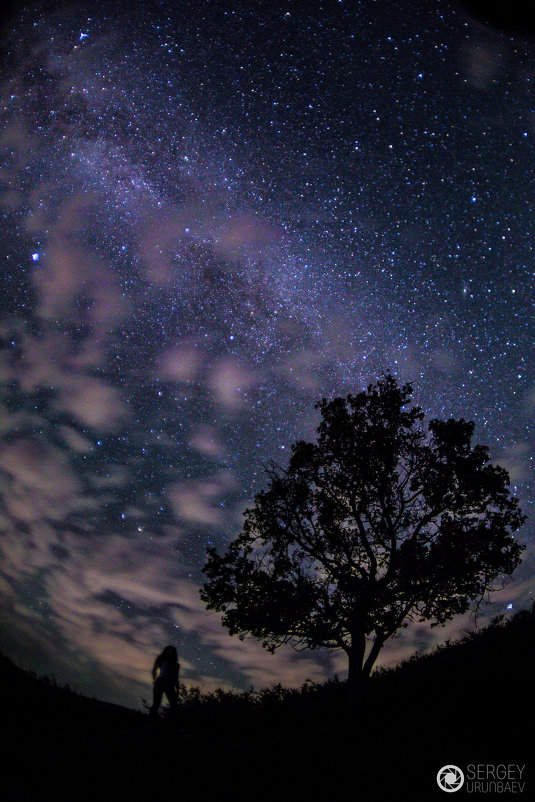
<box><xmin>157</xmin><ymin>340</ymin><xmax>204</xmax><ymax>384</ymax></box>
<box><xmin>54</xmin><ymin>374</ymin><xmax>130</xmax><ymax>432</ymax></box>
<box><xmin>191</xmin><ymin>424</ymin><xmax>226</xmax><ymax>460</ymax></box>
<box><xmin>495</xmin><ymin>441</ymin><xmax>531</xmax><ymax>485</ymax></box>
<box><xmin>5</xmin><ymin>328</ymin><xmax>74</xmax><ymax>393</ymax></box>
<box><xmin>208</xmin><ymin>357</ymin><xmax>258</xmax><ymax>410</ymax></box>
<box><xmin>166</xmin><ymin>583</ymin><xmax>328</xmax><ymax>689</ymax></box>
<box><xmin>213</xmin><ymin>212</ymin><xmax>282</xmax><ymax>260</ymax></box>
<box><xmin>523</xmin><ymin>384</ymin><xmax>535</xmax><ymax>416</ymax></box>
<box><xmin>59</xmin><ymin>425</ymin><xmax>94</xmax><ymax>453</ymax></box>
<box><xmin>13</xmin><ymin>522</ymin><xmax>327</xmax><ymax>697</ymax></box>
<box><xmin>166</xmin><ymin>471</ymin><xmax>237</xmax><ymax>527</ymax></box>
<box><xmin>0</xmin><ymin>518</ymin><xmax>64</xmax><ymax>580</ymax></box>
<box><xmin>206</xmin><ymin>628</ymin><xmax>328</xmax><ymax>689</ymax></box>
<box><xmin>46</xmin><ymin>563</ymin><xmax>170</xmax><ymax>690</ymax></box>
<box><xmin>461</xmin><ymin>37</ymin><xmax>503</xmax><ymax>90</ymax></box>
<box><xmin>139</xmin><ymin>209</ymin><xmax>197</xmax><ymax>287</ymax></box>
<box><xmin>0</xmin><ymin>439</ymin><xmax>82</xmax><ymax>524</ymax></box>
<box><xmin>274</xmin><ymin>348</ymin><xmax>323</xmax><ymax>394</ymax></box>
<box><xmin>139</xmin><ymin>206</ymin><xmax>282</xmax><ymax>289</ymax></box>
<box><xmin>34</xmin><ymin>232</ymin><xmax>129</xmax><ymax>331</ymax></box>
<box><xmin>429</xmin><ymin>349</ymin><xmax>458</xmax><ymax>374</ymax></box>
<box><xmin>1</xmin><ymin>326</ymin><xmax>129</xmax><ymax>434</ymax></box>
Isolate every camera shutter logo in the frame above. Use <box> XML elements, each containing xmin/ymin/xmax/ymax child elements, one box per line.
<box><xmin>437</xmin><ymin>765</ymin><xmax>465</xmax><ymax>792</ymax></box>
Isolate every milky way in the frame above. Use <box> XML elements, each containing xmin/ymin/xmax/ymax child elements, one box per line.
<box><xmin>0</xmin><ymin>0</ymin><xmax>533</xmax><ymax>707</ymax></box>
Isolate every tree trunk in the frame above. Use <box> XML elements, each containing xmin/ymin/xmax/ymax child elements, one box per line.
<box><xmin>346</xmin><ymin>631</ymin><xmax>385</xmax><ymax>713</ymax></box>
<box><xmin>363</xmin><ymin>635</ymin><xmax>384</xmax><ymax>679</ymax></box>
<box><xmin>346</xmin><ymin>630</ymin><xmax>367</xmax><ymax>712</ymax></box>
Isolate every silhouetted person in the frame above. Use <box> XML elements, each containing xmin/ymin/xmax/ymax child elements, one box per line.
<box><xmin>150</xmin><ymin>645</ymin><xmax>180</xmax><ymax>717</ymax></box>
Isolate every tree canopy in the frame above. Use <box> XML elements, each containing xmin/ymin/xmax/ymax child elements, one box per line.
<box><xmin>201</xmin><ymin>374</ymin><xmax>526</xmax><ymax>702</ymax></box>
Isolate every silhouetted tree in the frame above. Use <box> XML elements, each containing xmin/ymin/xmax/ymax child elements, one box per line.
<box><xmin>201</xmin><ymin>375</ymin><xmax>525</xmax><ymax>707</ymax></box>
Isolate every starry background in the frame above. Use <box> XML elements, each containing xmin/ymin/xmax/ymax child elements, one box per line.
<box><xmin>0</xmin><ymin>0</ymin><xmax>533</xmax><ymax>709</ymax></box>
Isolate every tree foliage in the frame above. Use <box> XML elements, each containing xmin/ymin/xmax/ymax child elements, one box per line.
<box><xmin>201</xmin><ymin>374</ymin><xmax>525</xmax><ymax>699</ymax></box>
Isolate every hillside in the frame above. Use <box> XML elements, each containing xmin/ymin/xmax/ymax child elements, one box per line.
<box><xmin>2</xmin><ymin>609</ymin><xmax>533</xmax><ymax>799</ymax></box>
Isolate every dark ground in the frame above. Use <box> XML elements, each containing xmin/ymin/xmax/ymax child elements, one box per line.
<box><xmin>2</xmin><ymin>610</ymin><xmax>533</xmax><ymax>799</ymax></box>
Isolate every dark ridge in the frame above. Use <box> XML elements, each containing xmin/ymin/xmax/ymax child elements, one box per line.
<box><xmin>2</xmin><ymin>609</ymin><xmax>533</xmax><ymax>799</ymax></box>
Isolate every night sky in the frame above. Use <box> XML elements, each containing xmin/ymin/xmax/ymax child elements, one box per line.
<box><xmin>0</xmin><ymin>0</ymin><xmax>533</xmax><ymax>709</ymax></box>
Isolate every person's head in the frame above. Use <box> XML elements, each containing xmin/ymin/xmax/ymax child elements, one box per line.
<box><xmin>161</xmin><ymin>645</ymin><xmax>178</xmax><ymax>662</ymax></box>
